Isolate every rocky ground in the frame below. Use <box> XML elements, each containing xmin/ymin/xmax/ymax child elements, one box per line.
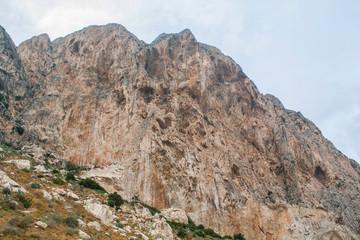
<box><xmin>0</xmin><ymin>23</ymin><xmax>359</xmax><ymax>239</ymax></box>
<box><xmin>0</xmin><ymin>144</ymin><xmax>245</xmax><ymax>239</ymax></box>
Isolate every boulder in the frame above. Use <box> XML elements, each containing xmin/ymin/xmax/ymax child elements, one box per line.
<box><xmin>135</xmin><ymin>203</ymin><xmax>152</xmax><ymax>218</ymax></box>
<box><xmin>87</xmin><ymin>221</ymin><xmax>102</xmax><ymax>231</ymax></box>
<box><xmin>42</xmin><ymin>190</ymin><xmax>52</xmax><ymax>201</ymax></box>
<box><xmin>34</xmin><ymin>164</ymin><xmax>48</xmax><ymax>173</ymax></box>
<box><xmin>161</xmin><ymin>208</ymin><xmax>188</xmax><ymax>224</ymax></box>
<box><xmin>66</xmin><ymin>191</ymin><xmax>80</xmax><ymax>200</ymax></box>
<box><xmin>0</xmin><ymin>170</ymin><xmax>27</xmax><ymax>193</ymax></box>
<box><xmin>78</xmin><ymin>219</ymin><xmax>87</xmax><ymax>229</ymax></box>
<box><xmin>78</xmin><ymin>230</ymin><xmax>91</xmax><ymax>239</ymax></box>
<box><xmin>4</xmin><ymin>159</ymin><xmax>31</xmax><ymax>170</ymax></box>
<box><xmin>21</xmin><ymin>145</ymin><xmax>45</xmax><ymax>161</ymax></box>
<box><xmin>84</xmin><ymin>198</ymin><xmax>116</xmax><ymax>226</ymax></box>
<box><xmin>35</xmin><ymin>221</ymin><xmax>48</xmax><ymax>229</ymax></box>
<box><xmin>151</xmin><ymin>218</ymin><xmax>174</xmax><ymax>240</ymax></box>
<box><xmin>53</xmin><ymin>187</ymin><xmax>66</xmax><ymax>196</ymax></box>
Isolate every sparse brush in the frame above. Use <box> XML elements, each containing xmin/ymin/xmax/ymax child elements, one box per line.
<box><xmin>30</xmin><ymin>182</ymin><xmax>41</xmax><ymax>189</ymax></box>
<box><xmin>108</xmin><ymin>192</ymin><xmax>124</xmax><ymax>208</ymax></box>
<box><xmin>65</xmin><ymin>227</ymin><xmax>77</xmax><ymax>236</ymax></box>
<box><xmin>177</xmin><ymin>228</ymin><xmax>188</xmax><ymax>238</ymax></box>
<box><xmin>29</xmin><ymin>233</ymin><xmax>41</xmax><ymax>239</ymax></box>
<box><xmin>18</xmin><ymin>215</ymin><xmax>34</xmax><ymax>228</ymax></box>
<box><xmin>52</xmin><ymin>178</ymin><xmax>65</xmax><ymax>185</ymax></box>
<box><xmin>79</xmin><ymin>178</ymin><xmax>106</xmax><ymax>193</ymax></box>
<box><xmin>233</xmin><ymin>233</ymin><xmax>246</xmax><ymax>240</ymax></box>
<box><xmin>34</xmin><ymin>191</ymin><xmax>42</xmax><ymax>198</ymax></box>
<box><xmin>8</xmin><ymin>215</ymin><xmax>34</xmax><ymax>228</ymax></box>
<box><xmin>8</xmin><ymin>217</ymin><xmax>20</xmax><ymax>226</ymax></box>
<box><xmin>63</xmin><ymin>216</ymin><xmax>78</xmax><ymax>228</ymax></box>
<box><xmin>2</xmin><ymin>226</ymin><xmax>19</xmax><ymax>236</ymax></box>
<box><xmin>15</xmin><ymin>191</ymin><xmax>32</xmax><ymax>208</ymax></box>
<box><xmin>1</xmin><ymin>199</ymin><xmax>17</xmax><ymax>210</ymax></box>
<box><xmin>65</xmin><ymin>162</ymin><xmax>81</xmax><ymax>173</ymax></box>
<box><xmin>45</xmin><ymin>213</ymin><xmax>63</xmax><ymax>228</ymax></box>
<box><xmin>65</xmin><ymin>172</ymin><xmax>76</xmax><ymax>181</ymax></box>
<box><xmin>2</xmin><ymin>187</ymin><xmax>11</xmax><ymax>195</ymax></box>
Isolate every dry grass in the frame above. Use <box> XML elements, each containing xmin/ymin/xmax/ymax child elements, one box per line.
<box><xmin>0</xmin><ymin>149</ymin><xmax>131</xmax><ymax>240</ymax></box>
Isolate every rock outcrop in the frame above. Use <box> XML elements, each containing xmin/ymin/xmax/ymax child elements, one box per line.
<box><xmin>0</xmin><ymin>23</ymin><xmax>359</xmax><ymax>239</ymax></box>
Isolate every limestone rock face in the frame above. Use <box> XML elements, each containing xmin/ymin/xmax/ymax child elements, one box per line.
<box><xmin>4</xmin><ymin>159</ymin><xmax>31</xmax><ymax>169</ymax></box>
<box><xmin>161</xmin><ymin>208</ymin><xmax>188</xmax><ymax>224</ymax></box>
<box><xmin>0</xmin><ymin>169</ymin><xmax>27</xmax><ymax>193</ymax></box>
<box><xmin>0</xmin><ymin>26</ymin><xmax>27</xmax><ymax>134</ymax></box>
<box><xmin>84</xmin><ymin>198</ymin><xmax>116</xmax><ymax>226</ymax></box>
<box><xmin>0</xmin><ymin>24</ymin><xmax>359</xmax><ymax>239</ymax></box>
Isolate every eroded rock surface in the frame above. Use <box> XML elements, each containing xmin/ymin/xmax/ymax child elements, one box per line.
<box><xmin>0</xmin><ymin>23</ymin><xmax>359</xmax><ymax>239</ymax></box>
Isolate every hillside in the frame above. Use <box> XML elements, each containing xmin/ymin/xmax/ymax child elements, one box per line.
<box><xmin>0</xmin><ymin>24</ymin><xmax>359</xmax><ymax>239</ymax></box>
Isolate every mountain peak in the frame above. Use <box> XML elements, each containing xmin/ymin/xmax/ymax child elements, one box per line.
<box><xmin>0</xmin><ymin>23</ymin><xmax>359</xmax><ymax>239</ymax></box>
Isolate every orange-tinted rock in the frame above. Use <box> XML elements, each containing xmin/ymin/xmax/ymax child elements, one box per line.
<box><xmin>0</xmin><ymin>23</ymin><xmax>359</xmax><ymax>239</ymax></box>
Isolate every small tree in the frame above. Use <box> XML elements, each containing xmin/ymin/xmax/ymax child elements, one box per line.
<box><xmin>63</xmin><ymin>216</ymin><xmax>78</xmax><ymax>228</ymax></box>
<box><xmin>234</xmin><ymin>233</ymin><xmax>246</xmax><ymax>240</ymax></box>
<box><xmin>79</xmin><ymin>178</ymin><xmax>106</xmax><ymax>193</ymax></box>
<box><xmin>108</xmin><ymin>192</ymin><xmax>124</xmax><ymax>208</ymax></box>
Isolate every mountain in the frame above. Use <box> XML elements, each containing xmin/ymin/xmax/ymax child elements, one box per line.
<box><xmin>0</xmin><ymin>23</ymin><xmax>359</xmax><ymax>239</ymax></box>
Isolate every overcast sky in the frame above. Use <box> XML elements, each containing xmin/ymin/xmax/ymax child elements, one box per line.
<box><xmin>1</xmin><ymin>0</ymin><xmax>359</xmax><ymax>162</ymax></box>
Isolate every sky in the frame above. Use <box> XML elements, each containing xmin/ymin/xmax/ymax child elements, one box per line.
<box><xmin>1</xmin><ymin>0</ymin><xmax>359</xmax><ymax>162</ymax></box>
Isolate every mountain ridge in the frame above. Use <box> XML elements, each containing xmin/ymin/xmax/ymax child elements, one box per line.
<box><xmin>0</xmin><ymin>23</ymin><xmax>359</xmax><ymax>239</ymax></box>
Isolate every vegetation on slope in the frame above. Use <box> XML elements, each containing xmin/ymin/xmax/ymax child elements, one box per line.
<box><xmin>0</xmin><ymin>143</ymin><xmax>246</xmax><ymax>239</ymax></box>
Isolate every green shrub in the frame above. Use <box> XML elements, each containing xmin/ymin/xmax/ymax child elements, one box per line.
<box><xmin>223</xmin><ymin>235</ymin><xmax>233</xmax><ymax>239</ymax></box>
<box><xmin>8</xmin><ymin>217</ymin><xmax>20</xmax><ymax>226</ymax></box>
<box><xmin>1</xmin><ymin>100</ymin><xmax>9</xmax><ymax>109</ymax></box>
<box><xmin>186</xmin><ymin>217</ymin><xmax>197</xmax><ymax>231</ymax></box>
<box><xmin>52</xmin><ymin>178</ymin><xmax>65</xmax><ymax>185</ymax></box>
<box><xmin>79</xmin><ymin>178</ymin><xmax>106</xmax><ymax>193</ymax></box>
<box><xmin>65</xmin><ymin>162</ymin><xmax>80</xmax><ymax>173</ymax></box>
<box><xmin>2</xmin><ymin>226</ymin><xmax>19</xmax><ymax>236</ymax></box>
<box><xmin>2</xmin><ymin>200</ymin><xmax>17</xmax><ymax>210</ymax></box>
<box><xmin>34</xmin><ymin>191</ymin><xmax>42</xmax><ymax>198</ymax></box>
<box><xmin>2</xmin><ymin>187</ymin><xmax>11</xmax><ymax>195</ymax></box>
<box><xmin>37</xmin><ymin>174</ymin><xmax>44</xmax><ymax>178</ymax></box>
<box><xmin>8</xmin><ymin>215</ymin><xmax>34</xmax><ymax>228</ymax></box>
<box><xmin>177</xmin><ymin>228</ymin><xmax>188</xmax><ymax>238</ymax></box>
<box><xmin>115</xmin><ymin>222</ymin><xmax>124</xmax><ymax>228</ymax></box>
<box><xmin>194</xmin><ymin>230</ymin><xmax>206</xmax><ymax>237</ymax></box>
<box><xmin>49</xmin><ymin>214</ymin><xmax>63</xmax><ymax>223</ymax></box>
<box><xmin>65</xmin><ymin>227</ymin><xmax>77</xmax><ymax>235</ymax></box>
<box><xmin>30</xmin><ymin>182</ymin><xmax>41</xmax><ymax>189</ymax></box>
<box><xmin>63</xmin><ymin>216</ymin><xmax>78</xmax><ymax>228</ymax></box>
<box><xmin>52</xmin><ymin>169</ymin><xmax>60</xmax><ymax>174</ymax></box>
<box><xmin>108</xmin><ymin>192</ymin><xmax>124</xmax><ymax>208</ymax></box>
<box><xmin>141</xmin><ymin>203</ymin><xmax>160</xmax><ymax>216</ymax></box>
<box><xmin>15</xmin><ymin>96</ymin><xmax>25</xmax><ymax>101</ymax></box>
<box><xmin>14</xmin><ymin>126</ymin><xmax>24</xmax><ymax>135</ymax></box>
<box><xmin>167</xmin><ymin>221</ymin><xmax>186</xmax><ymax>230</ymax></box>
<box><xmin>233</xmin><ymin>233</ymin><xmax>246</xmax><ymax>240</ymax></box>
<box><xmin>18</xmin><ymin>215</ymin><xmax>34</xmax><ymax>228</ymax></box>
<box><xmin>65</xmin><ymin>173</ymin><xmax>76</xmax><ymax>181</ymax></box>
<box><xmin>29</xmin><ymin>233</ymin><xmax>41</xmax><ymax>239</ymax></box>
<box><xmin>203</xmin><ymin>228</ymin><xmax>221</xmax><ymax>238</ymax></box>
<box><xmin>15</xmin><ymin>192</ymin><xmax>32</xmax><ymax>208</ymax></box>
<box><xmin>46</xmin><ymin>214</ymin><xmax>63</xmax><ymax>228</ymax></box>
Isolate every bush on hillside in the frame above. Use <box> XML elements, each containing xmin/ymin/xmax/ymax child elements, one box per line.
<box><xmin>108</xmin><ymin>192</ymin><xmax>124</xmax><ymax>208</ymax></box>
<box><xmin>79</xmin><ymin>178</ymin><xmax>106</xmax><ymax>193</ymax></box>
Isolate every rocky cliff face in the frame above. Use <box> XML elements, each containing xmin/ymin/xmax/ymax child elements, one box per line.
<box><xmin>1</xmin><ymin>23</ymin><xmax>359</xmax><ymax>239</ymax></box>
